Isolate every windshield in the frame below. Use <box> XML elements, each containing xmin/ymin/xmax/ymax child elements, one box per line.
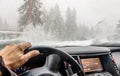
<box><xmin>0</xmin><ymin>0</ymin><xmax>120</xmax><ymax>46</ymax></box>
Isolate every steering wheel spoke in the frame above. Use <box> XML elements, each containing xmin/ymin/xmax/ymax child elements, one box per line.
<box><xmin>45</xmin><ymin>54</ymin><xmax>61</xmax><ymax>73</ymax></box>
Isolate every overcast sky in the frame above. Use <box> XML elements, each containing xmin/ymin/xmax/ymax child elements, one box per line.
<box><xmin>0</xmin><ymin>0</ymin><xmax>120</xmax><ymax>27</ymax></box>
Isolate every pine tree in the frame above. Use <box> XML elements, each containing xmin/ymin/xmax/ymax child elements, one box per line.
<box><xmin>77</xmin><ymin>25</ymin><xmax>95</xmax><ymax>40</ymax></box>
<box><xmin>113</xmin><ymin>20</ymin><xmax>120</xmax><ymax>40</ymax></box>
<box><xmin>65</xmin><ymin>8</ymin><xmax>77</xmax><ymax>40</ymax></box>
<box><xmin>18</xmin><ymin>0</ymin><xmax>42</xmax><ymax>31</ymax></box>
<box><xmin>0</xmin><ymin>17</ymin><xmax>2</xmax><ymax>30</ymax></box>
<box><xmin>117</xmin><ymin>21</ymin><xmax>120</xmax><ymax>32</ymax></box>
<box><xmin>0</xmin><ymin>17</ymin><xmax>4</xmax><ymax>31</ymax></box>
<box><xmin>3</xmin><ymin>20</ymin><xmax>9</xmax><ymax>30</ymax></box>
<box><xmin>42</xmin><ymin>8</ymin><xmax>51</xmax><ymax>33</ymax></box>
<box><xmin>48</xmin><ymin>4</ymin><xmax>65</xmax><ymax>40</ymax></box>
<box><xmin>94</xmin><ymin>19</ymin><xmax>115</xmax><ymax>41</ymax></box>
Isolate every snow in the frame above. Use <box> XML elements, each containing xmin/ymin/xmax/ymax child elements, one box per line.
<box><xmin>45</xmin><ymin>40</ymin><xmax>94</xmax><ymax>47</ymax></box>
<box><xmin>0</xmin><ymin>39</ymin><xmax>93</xmax><ymax>47</ymax></box>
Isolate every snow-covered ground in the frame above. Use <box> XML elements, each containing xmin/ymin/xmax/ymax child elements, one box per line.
<box><xmin>0</xmin><ymin>37</ymin><xmax>118</xmax><ymax>47</ymax></box>
<box><xmin>0</xmin><ymin>38</ymin><xmax>104</xmax><ymax>47</ymax></box>
<box><xmin>34</xmin><ymin>40</ymin><xmax>94</xmax><ymax>46</ymax></box>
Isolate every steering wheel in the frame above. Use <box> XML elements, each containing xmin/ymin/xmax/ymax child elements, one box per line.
<box><xmin>19</xmin><ymin>46</ymin><xmax>85</xmax><ymax>76</ymax></box>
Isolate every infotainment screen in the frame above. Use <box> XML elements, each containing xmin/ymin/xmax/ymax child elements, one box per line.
<box><xmin>81</xmin><ymin>58</ymin><xmax>103</xmax><ymax>73</ymax></box>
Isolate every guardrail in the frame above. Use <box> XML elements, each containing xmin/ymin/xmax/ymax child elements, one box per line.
<box><xmin>0</xmin><ymin>31</ymin><xmax>22</xmax><ymax>40</ymax></box>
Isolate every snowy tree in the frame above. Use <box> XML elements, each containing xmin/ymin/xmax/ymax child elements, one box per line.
<box><xmin>116</xmin><ymin>21</ymin><xmax>120</xmax><ymax>32</ymax></box>
<box><xmin>47</xmin><ymin>4</ymin><xmax>65</xmax><ymax>40</ymax></box>
<box><xmin>112</xmin><ymin>20</ymin><xmax>120</xmax><ymax>40</ymax></box>
<box><xmin>0</xmin><ymin>17</ymin><xmax>3</xmax><ymax>30</ymax></box>
<box><xmin>3</xmin><ymin>20</ymin><xmax>8</xmax><ymax>29</ymax></box>
<box><xmin>93</xmin><ymin>19</ymin><xmax>116</xmax><ymax>42</ymax></box>
<box><xmin>0</xmin><ymin>18</ymin><xmax>9</xmax><ymax>31</ymax></box>
<box><xmin>18</xmin><ymin>0</ymin><xmax>42</xmax><ymax>31</ymax></box>
<box><xmin>71</xmin><ymin>8</ymin><xmax>77</xmax><ymax>28</ymax></box>
<box><xmin>42</xmin><ymin>8</ymin><xmax>51</xmax><ymax>33</ymax></box>
<box><xmin>65</xmin><ymin>8</ymin><xmax>78</xmax><ymax>40</ymax></box>
<box><xmin>77</xmin><ymin>25</ymin><xmax>90</xmax><ymax>40</ymax></box>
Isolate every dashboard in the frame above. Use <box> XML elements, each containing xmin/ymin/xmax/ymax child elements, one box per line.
<box><xmin>53</xmin><ymin>46</ymin><xmax>119</xmax><ymax>76</ymax></box>
<box><xmin>1</xmin><ymin>42</ymin><xmax>120</xmax><ymax>76</ymax></box>
<box><xmin>12</xmin><ymin>46</ymin><xmax>120</xmax><ymax>76</ymax></box>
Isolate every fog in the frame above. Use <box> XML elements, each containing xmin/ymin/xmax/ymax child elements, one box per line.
<box><xmin>0</xmin><ymin>0</ymin><xmax>120</xmax><ymax>26</ymax></box>
<box><xmin>0</xmin><ymin>0</ymin><xmax>120</xmax><ymax>44</ymax></box>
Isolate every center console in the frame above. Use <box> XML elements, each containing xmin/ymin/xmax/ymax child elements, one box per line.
<box><xmin>72</xmin><ymin>53</ymin><xmax>119</xmax><ymax>76</ymax></box>
<box><xmin>81</xmin><ymin>58</ymin><xmax>103</xmax><ymax>73</ymax></box>
<box><xmin>80</xmin><ymin>57</ymin><xmax>112</xmax><ymax>76</ymax></box>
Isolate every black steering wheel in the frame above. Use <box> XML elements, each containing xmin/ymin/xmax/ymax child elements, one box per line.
<box><xmin>19</xmin><ymin>46</ymin><xmax>85</xmax><ymax>76</ymax></box>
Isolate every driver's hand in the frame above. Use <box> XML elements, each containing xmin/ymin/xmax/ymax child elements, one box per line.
<box><xmin>0</xmin><ymin>42</ymin><xmax>40</xmax><ymax>70</ymax></box>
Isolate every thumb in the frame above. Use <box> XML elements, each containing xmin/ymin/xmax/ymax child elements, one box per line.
<box><xmin>21</xmin><ymin>50</ymin><xmax>40</xmax><ymax>63</ymax></box>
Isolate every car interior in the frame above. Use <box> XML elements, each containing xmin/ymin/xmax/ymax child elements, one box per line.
<box><xmin>1</xmin><ymin>0</ymin><xmax>120</xmax><ymax>76</ymax></box>
<box><xmin>0</xmin><ymin>43</ymin><xmax>120</xmax><ymax>76</ymax></box>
